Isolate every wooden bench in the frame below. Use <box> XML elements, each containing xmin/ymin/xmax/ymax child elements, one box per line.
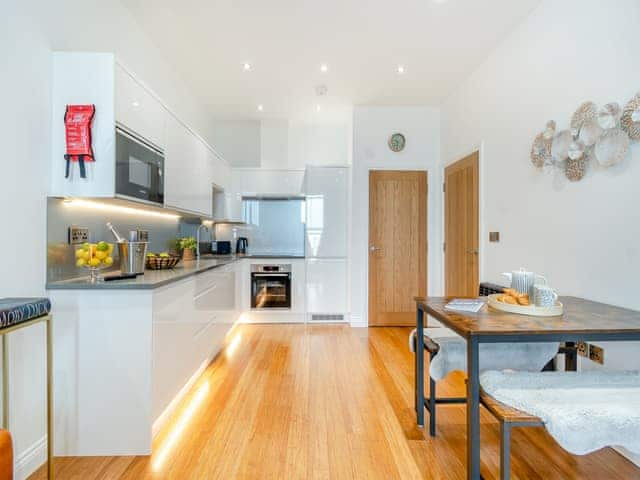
<box><xmin>480</xmin><ymin>388</ymin><xmax>543</xmax><ymax>480</ymax></box>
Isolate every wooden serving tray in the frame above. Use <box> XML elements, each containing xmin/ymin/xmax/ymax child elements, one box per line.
<box><xmin>487</xmin><ymin>294</ymin><xmax>563</xmax><ymax>317</ymax></box>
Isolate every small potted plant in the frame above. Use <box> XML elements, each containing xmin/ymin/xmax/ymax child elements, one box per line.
<box><xmin>177</xmin><ymin>236</ymin><xmax>197</xmax><ymax>261</ymax></box>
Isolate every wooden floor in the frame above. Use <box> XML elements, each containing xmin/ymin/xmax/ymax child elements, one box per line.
<box><xmin>31</xmin><ymin>324</ymin><xmax>640</xmax><ymax>479</ymax></box>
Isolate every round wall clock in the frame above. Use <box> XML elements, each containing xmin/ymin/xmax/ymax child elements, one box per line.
<box><xmin>388</xmin><ymin>133</ymin><xmax>406</xmax><ymax>152</ymax></box>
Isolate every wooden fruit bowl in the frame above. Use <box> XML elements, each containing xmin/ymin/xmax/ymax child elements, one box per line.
<box><xmin>145</xmin><ymin>254</ymin><xmax>181</xmax><ymax>270</ymax></box>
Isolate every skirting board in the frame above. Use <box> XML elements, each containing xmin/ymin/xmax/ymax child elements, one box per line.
<box><xmin>350</xmin><ymin>314</ymin><xmax>366</xmax><ymax>328</ymax></box>
<box><xmin>15</xmin><ymin>435</ymin><xmax>46</xmax><ymax>480</ymax></box>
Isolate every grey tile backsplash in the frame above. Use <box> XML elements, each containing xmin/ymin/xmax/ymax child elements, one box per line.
<box><xmin>46</xmin><ymin>198</ymin><xmax>212</xmax><ymax>283</ymax></box>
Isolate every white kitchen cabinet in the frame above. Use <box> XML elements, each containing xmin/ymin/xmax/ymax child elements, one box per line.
<box><xmin>232</xmin><ymin>168</ymin><xmax>305</xmax><ymax>196</ymax></box>
<box><xmin>152</xmin><ymin>264</ymin><xmax>239</xmax><ymax>426</ymax></box>
<box><xmin>193</xmin><ymin>136</ymin><xmax>212</xmax><ymax>217</ymax></box>
<box><xmin>115</xmin><ymin>64</ymin><xmax>166</xmax><ymax>149</ymax></box>
<box><xmin>152</xmin><ymin>277</ymin><xmax>202</xmax><ymax>422</ymax></box>
<box><xmin>164</xmin><ymin>114</ymin><xmax>212</xmax><ymax>217</ymax></box>
<box><xmin>306</xmin><ymin>258</ymin><xmax>348</xmax><ymax>315</ymax></box>
<box><xmin>304</xmin><ymin>166</ymin><xmax>348</xmax><ymax>258</ymax></box>
<box><xmin>210</xmin><ymin>151</ymin><xmax>233</xmax><ymax>221</ymax></box>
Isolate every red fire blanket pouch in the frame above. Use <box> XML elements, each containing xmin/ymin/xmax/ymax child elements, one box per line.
<box><xmin>64</xmin><ymin>104</ymin><xmax>95</xmax><ymax>179</ymax></box>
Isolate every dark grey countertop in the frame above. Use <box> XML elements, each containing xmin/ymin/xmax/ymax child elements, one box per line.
<box><xmin>46</xmin><ymin>258</ymin><xmax>238</xmax><ymax>290</ymax></box>
<box><xmin>45</xmin><ymin>254</ymin><xmax>305</xmax><ymax>290</ymax></box>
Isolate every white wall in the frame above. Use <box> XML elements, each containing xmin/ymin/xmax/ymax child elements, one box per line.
<box><xmin>0</xmin><ymin>7</ymin><xmax>50</xmax><ymax>478</ymax></box>
<box><xmin>440</xmin><ymin>0</ymin><xmax>640</xmax><ymax>463</ymax></box>
<box><xmin>350</xmin><ymin>106</ymin><xmax>441</xmax><ymax>326</ymax></box>
<box><xmin>0</xmin><ymin>1</ymin><xmax>218</xmax><ymax>477</ymax></box>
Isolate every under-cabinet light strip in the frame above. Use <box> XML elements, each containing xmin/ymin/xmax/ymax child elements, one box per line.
<box><xmin>62</xmin><ymin>199</ymin><xmax>181</xmax><ymax>220</ymax></box>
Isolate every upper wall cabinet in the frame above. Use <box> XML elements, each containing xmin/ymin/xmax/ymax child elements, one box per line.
<box><xmin>164</xmin><ymin>114</ymin><xmax>212</xmax><ymax>217</ymax></box>
<box><xmin>114</xmin><ymin>64</ymin><xmax>166</xmax><ymax>149</ymax></box>
<box><xmin>232</xmin><ymin>169</ymin><xmax>305</xmax><ymax>196</ymax></box>
<box><xmin>50</xmin><ymin>52</ymin><xmax>230</xmax><ymax>218</ymax></box>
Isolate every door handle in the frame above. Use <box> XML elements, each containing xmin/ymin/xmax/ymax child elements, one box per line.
<box><xmin>369</xmin><ymin>245</ymin><xmax>381</xmax><ymax>252</ymax></box>
<box><xmin>467</xmin><ymin>249</ymin><xmax>479</xmax><ymax>254</ymax></box>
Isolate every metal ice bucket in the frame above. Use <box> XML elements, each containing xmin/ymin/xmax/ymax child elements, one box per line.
<box><xmin>118</xmin><ymin>241</ymin><xmax>148</xmax><ymax>275</ymax></box>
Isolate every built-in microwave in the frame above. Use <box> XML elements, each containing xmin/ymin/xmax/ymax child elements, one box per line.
<box><xmin>115</xmin><ymin>126</ymin><xmax>164</xmax><ymax>205</ymax></box>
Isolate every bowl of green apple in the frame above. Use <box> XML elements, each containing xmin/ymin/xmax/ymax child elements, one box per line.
<box><xmin>145</xmin><ymin>251</ymin><xmax>181</xmax><ymax>270</ymax></box>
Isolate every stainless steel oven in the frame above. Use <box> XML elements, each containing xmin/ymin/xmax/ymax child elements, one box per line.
<box><xmin>115</xmin><ymin>126</ymin><xmax>164</xmax><ymax>205</ymax></box>
<box><xmin>251</xmin><ymin>264</ymin><xmax>292</xmax><ymax>309</ymax></box>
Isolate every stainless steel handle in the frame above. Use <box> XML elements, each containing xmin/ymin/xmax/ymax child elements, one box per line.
<box><xmin>252</xmin><ymin>273</ymin><xmax>290</xmax><ymax>277</ymax></box>
<box><xmin>369</xmin><ymin>245</ymin><xmax>381</xmax><ymax>252</ymax></box>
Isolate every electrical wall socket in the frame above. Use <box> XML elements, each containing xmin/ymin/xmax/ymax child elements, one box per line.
<box><xmin>589</xmin><ymin>344</ymin><xmax>604</xmax><ymax>365</ymax></box>
<box><xmin>68</xmin><ymin>226</ymin><xmax>89</xmax><ymax>245</ymax></box>
<box><xmin>577</xmin><ymin>341</ymin><xmax>588</xmax><ymax>357</ymax></box>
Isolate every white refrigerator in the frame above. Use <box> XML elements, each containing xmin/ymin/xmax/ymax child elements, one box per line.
<box><xmin>304</xmin><ymin>166</ymin><xmax>349</xmax><ymax>318</ymax></box>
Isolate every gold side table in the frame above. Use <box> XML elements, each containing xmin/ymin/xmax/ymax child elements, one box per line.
<box><xmin>1</xmin><ymin>314</ymin><xmax>53</xmax><ymax>479</ymax></box>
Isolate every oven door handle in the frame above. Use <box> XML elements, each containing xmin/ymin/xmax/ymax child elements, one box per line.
<box><xmin>252</xmin><ymin>273</ymin><xmax>290</xmax><ymax>277</ymax></box>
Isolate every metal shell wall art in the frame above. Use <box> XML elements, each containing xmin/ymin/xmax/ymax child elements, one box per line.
<box><xmin>530</xmin><ymin>120</ymin><xmax>556</xmax><ymax>168</ymax></box>
<box><xmin>594</xmin><ymin>128</ymin><xmax>629</xmax><ymax>167</ymax></box>
<box><xmin>579</xmin><ymin>119</ymin><xmax>603</xmax><ymax>147</ymax></box>
<box><xmin>621</xmin><ymin>93</ymin><xmax>640</xmax><ymax>140</ymax></box>
<box><xmin>551</xmin><ymin>130</ymin><xmax>573</xmax><ymax>162</ymax></box>
<box><xmin>565</xmin><ymin>157</ymin><xmax>588</xmax><ymax>182</ymax></box>
<box><xmin>598</xmin><ymin>103</ymin><xmax>621</xmax><ymax>130</ymax></box>
<box><xmin>531</xmin><ymin>93</ymin><xmax>639</xmax><ymax>183</ymax></box>
<box><xmin>568</xmin><ymin>139</ymin><xmax>586</xmax><ymax>160</ymax></box>
<box><xmin>570</xmin><ymin>101</ymin><xmax>598</xmax><ymax>136</ymax></box>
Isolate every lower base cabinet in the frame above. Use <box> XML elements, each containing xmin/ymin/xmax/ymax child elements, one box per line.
<box><xmin>152</xmin><ymin>263</ymin><xmax>239</xmax><ymax>424</ymax></box>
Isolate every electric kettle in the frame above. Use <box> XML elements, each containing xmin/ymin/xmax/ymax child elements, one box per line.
<box><xmin>236</xmin><ymin>237</ymin><xmax>248</xmax><ymax>255</ymax></box>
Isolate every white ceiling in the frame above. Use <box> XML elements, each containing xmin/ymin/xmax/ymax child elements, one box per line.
<box><xmin>123</xmin><ymin>0</ymin><xmax>540</xmax><ymax>121</ymax></box>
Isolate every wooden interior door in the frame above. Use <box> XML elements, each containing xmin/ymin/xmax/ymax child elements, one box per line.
<box><xmin>444</xmin><ymin>152</ymin><xmax>479</xmax><ymax>297</ymax></box>
<box><xmin>369</xmin><ymin>171</ymin><xmax>427</xmax><ymax>326</ymax></box>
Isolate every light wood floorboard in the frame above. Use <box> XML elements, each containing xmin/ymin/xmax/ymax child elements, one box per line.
<box><xmin>30</xmin><ymin>324</ymin><xmax>640</xmax><ymax>479</ymax></box>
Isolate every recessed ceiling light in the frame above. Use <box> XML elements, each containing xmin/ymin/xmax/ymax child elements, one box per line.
<box><xmin>132</xmin><ymin>100</ymin><xmax>140</xmax><ymax>107</ymax></box>
<box><xmin>397</xmin><ymin>65</ymin><xmax>405</xmax><ymax>75</ymax></box>
<box><xmin>257</xmin><ymin>104</ymin><xmax>263</xmax><ymax>112</ymax></box>
<box><xmin>316</xmin><ymin>104</ymin><xmax>321</xmax><ymax>112</ymax></box>
<box><xmin>320</xmin><ymin>63</ymin><xmax>328</xmax><ymax>73</ymax></box>
<box><xmin>243</xmin><ymin>62</ymin><xmax>252</xmax><ymax>71</ymax></box>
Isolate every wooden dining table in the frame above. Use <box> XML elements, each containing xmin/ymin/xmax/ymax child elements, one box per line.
<box><xmin>415</xmin><ymin>296</ymin><xmax>640</xmax><ymax>480</ymax></box>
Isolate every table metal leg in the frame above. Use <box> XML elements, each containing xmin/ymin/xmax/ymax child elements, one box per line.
<box><xmin>47</xmin><ymin>317</ymin><xmax>54</xmax><ymax>480</ymax></box>
<box><xmin>466</xmin><ymin>336</ymin><xmax>481</xmax><ymax>480</ymax></box>
<box><xmin>415</xmin><ymin>307</ymin><xmax>425</xmax><ymax>427</ymax></box>
<box><xmin>564</xmin><ymin>342</ymin><xmax>577</xmax><ymax>372</ymax></box>
<box><xmin>500</xmin><ymin>422</ymin><xmax>511</xmax><ymax>480</ymax></box>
